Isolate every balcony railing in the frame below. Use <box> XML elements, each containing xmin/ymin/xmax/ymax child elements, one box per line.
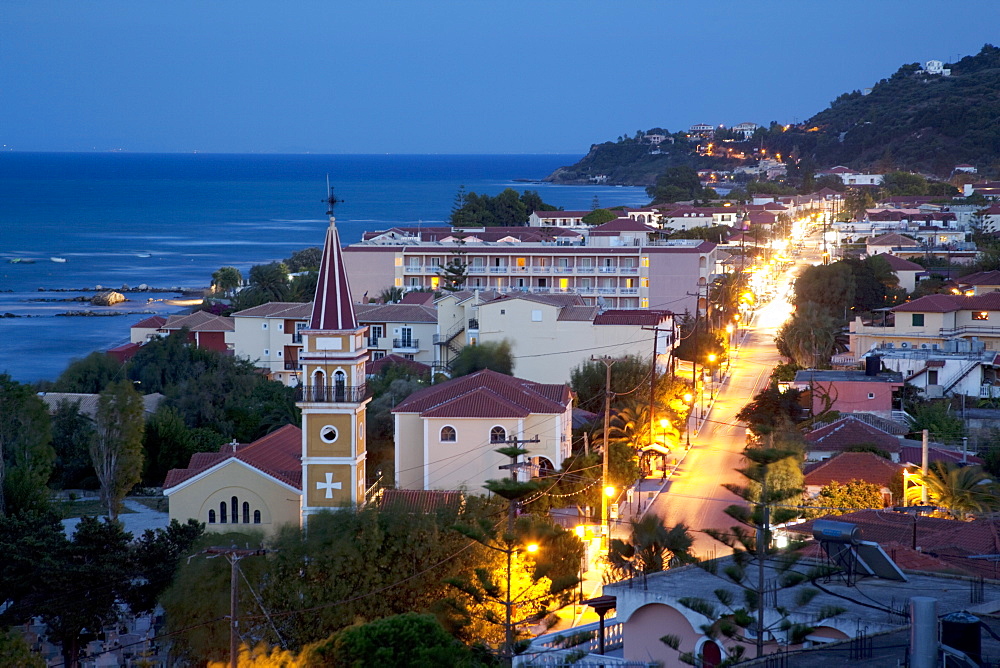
<box><xmin>489</xmin><ymin>266</ymin><xmax>508</xmax><ymax>273</ymax></box>
<box><xmin>620</xmin><ymin>288</ymin><xmax>639</xmax><ymax>295</ymax></box>
<box><xmin>939</xmin><ymin>325</ymin><xmax>1000</xmax><ymax>337</ymax></box>
<box><xmin>393</xmin><ymin>338</ymin><xmax>419</xmax><ymax>349</ymax></box>
<box><xmin>554</xmin><ymin>267</ymin><xmax>574</xmax><ymax>273</ymax></box>
<box><xmin>467</xmin><ymin>266</ymin><xmax>487</xmax><ymax>274</ymax></box>
<box><xmin>597</xmin><ymin>287</ymin><xmax>617</xmax><ymax>294</ymax></box>
<box><xmin>531</xmin><ymin>266</ymin><xmax>551</xmax><ymax>273</ymax></box>
<box><xmin>468</xmin><ymin>318</ymin><xmax>479</xmax><ymax>330</ymax></box>
<box><xmin>296</xmin><ymin>384</ymin><xmax>368</xmax><ymax>403</ymax></box>
<box><xmin>620</xmin><ymin>267</ymin><xmax>639</xmax><ymax>274</ymax></box>
<box><xmin>599</xmin><ymin>266</ymin><xmax>617</xmax><ymax>273</ymax></box>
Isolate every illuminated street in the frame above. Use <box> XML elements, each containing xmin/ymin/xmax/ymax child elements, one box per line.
<box><xmin>651</xmin><ymin>240</ymin><xmax>818</xmax><ymax>558</ymax></box>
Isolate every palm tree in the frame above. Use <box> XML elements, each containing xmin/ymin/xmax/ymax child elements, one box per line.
<box><xmin>607</xmin><ymin>515</ymin><xmax>695</xmax><ymax>588</ymax></box>
<box><xmin>211</xmin><ymin>266</ymin><xmax>243</xmax><ymax>297</ymax></box>
<box><xmin>908</xmin><ymin>461</ymin><xmax>997</xmax><ymax>520</ymax></box>
<box><xmin>377</xmin><ymin>286</ymin><xmax>404</xmax><ymax>304</ymax></box>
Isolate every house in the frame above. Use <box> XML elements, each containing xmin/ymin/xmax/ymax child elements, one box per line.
<box><xmin>732</xmin><ymin>122</ymin><xmax>758</xmax><ymax>139</ymax></box>
<box><xmin>658</xmin><ymin>206</ymin><xmax>739</xmax><ymax>231</ymax></box>
<box><xmin>871</xmin><ymin>253</ymin><xmax>926</xmax><ymax>292</ymax></box>
<box><xmin>954</xmin><ymin>164</ymin><xmax>977</xmax><ymax>174</ymax></box>
<box><xmin>792</xmin><ymin>369</ymin><xmax>904</xmax><ymax>420</ymax></box>
<box><xmin>230</xmin><ymin>301</ymin><xmax>313</xmax><ymax>386</ymax></box>
<box><xmin>956</xmin><ymin>269</ymin><xmax>1000</xmax><ymax>294</ymax></box>
<box><xmin>342</xmin><ymin>227</ymin><xmax>720</xmax><ymax>313</ymax></box>
<box><xmin>975</xmin><ymin>204</ymin><xmax>1000</xmax><ymax>233</ymax></box>
<box><xmin>802</xmin><ymin>451</ymin><xmax>902</xmax><ymax>504</ymax></box>
<box><xmin>156</xmin><ymin>310</ymin><xmax>235</xmax><ymax>354</ymax></box>
<box><xmin>803</xmin><ymin>415</ymin><xmax>903</xmax><ymax>462</ymax></box>
<box><xmin>163</xmin><ymin>424</ymin><xmax>303</xmax><ymax>535</ymax></box>
<box><xmin>816</xmin><ymin>166</ymin><xmax>884</xmax><ymax>186</ymax></box>
<box><xmin>392</xmin><ymin>369</ymin><xmax>572</xmax><ymax>492</ymax></box>
<box><xmin>871</xmin><ymin>344</ymin><xmax>999</xmax><ymax>399</ymax></box>
<box><xmin>130</xmin><ymin>315</ymin><xmax>167</xmax><ymax>344</ymax></box>
<box><xmin>850</xmin><ymin>292</ymin><xmax>1000</xmax><ymax>362</ymax></box>
<box><xmin>688</xmin><ymin>123</ymin><xmax>715</xmax><ymax>139</ymax></box>
<box><xmin>923</xmin><ymin>59</ymin><xmax>951</xmax><ymax>76</ymax></box>
<box><xmin>431</xmin><ymin>291</ymin><xmax>674</xmax><ymax>384</ymax></box>
<box><xmin>527</xmin><ymin>210</ymin><xmax>590</xmax><ymax>228</ymax></box>
<box><xmin>865</xmin><ymin>232</ymin><xmax>921</xmax><ymax>256</ymax></box>
<box><xmin>354</xmin><ymin>302</ymin><xmax>437</xmax><ymax>364</ymax></box>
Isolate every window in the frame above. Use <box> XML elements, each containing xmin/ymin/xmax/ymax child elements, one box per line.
<box><xmin>253</xmin><ymin>510</ymin><xmax>261</xmax><ymax>524</ymax></box>
<box><xmin>262</xmin><ymin>323</ymin><xmax>268</xmax><ymax>329</ymax></box>
<box><xmin>640</xmin><ymin>256</ymin><xmax>649</xmax><ymax>267</ymax></box>
<box><xmin>867</xmin><ymin>393</ymin><xmax>876</xmax><ymax>399</ymax></box>
<box><xmin>320</xmin><ymin>425</ymin><xmax>339</xmax><ymax>443</ymax></box>
<box><xmin>490</xmin><ymin>426</ymin><xmax>507</xmax><ymax>443</ymax></box>
<box><xmin>440</xmin><ymin>426</ymin><xmax>457</xmax><ymax>442</ymax></box>
<box><xmin>641</xmin><ymin>298</ymin><xmax>649</xmax><ymax>308</ymax></box>
<box><xmin>430</xmin><ymin>276</ymin><xmax>440</xmax><ymax>289</ymax></box>
<box><xmin>395</xmin><ymin>257</ymin><xmax>404</xmax><ymax>267</ymax></box>
<box><xmin>232</xmin><ymin>497</ymin><xmax>239</xmax><ymax>524</ymax></box>
<box><xmin>263</xmin><ymin>349</ymin><xmax>269</xmax><ymax>357</ymax></box>
<box><xmin>912</xmin><ymin>314</ymin><xmax>924</xmax><ymax>327</ymax></box>
<box><xmin>641</xmin><ymin>278</ymin><xmax>649</xmax><ymax>288</ymax></box>
<box><xmin>928</xmin><ymin>370</ymin><xmax>939</xmax><ymax>385</ymax></box>
<box><xmin>973</xmin><ymin>311</ymin><xmax>990</xmax><ymax>321</ymax></box>
<box><xmin>394</xmin><ymin>277</ymin><xmax>403</xmax><ymax>287</ymax></box>
<box><xmin>220</xmin><ymin>502</ymin><xmax>227</xmax><ymax>523</ymax></box>
<box><xmin>243</xmin><ymin>502</ymin><xmax>250</xmax><ymax>524</ymax></box>
<box><xmin>208</xmin><ymin>510</ymin><xmax>216</xmax><ymax>524</ymax></box>
<box><xmin>532</xmin><ymin>310</ymin><xmax>542</xmax><ymax>322</ymax></box>
<box><xmin>372</xmin><ymin>350</ymin><xmax>386</xmax><ymax>360</ymax></box>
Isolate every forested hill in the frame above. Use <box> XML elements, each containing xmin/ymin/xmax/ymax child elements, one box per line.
<box><xmin>543</xmin><ymin>131</ymin><xmax>740</xmax><ymax>186</ymax></box>
<box><xmin>547</xmin><ymin>44</ymin><xmax>1000</xmax><ymax>185</ymax></box>
<box><xmin>766</xmin><ymin>44</ymin><xmax>1000</xmax><ymax>176</ymax></box>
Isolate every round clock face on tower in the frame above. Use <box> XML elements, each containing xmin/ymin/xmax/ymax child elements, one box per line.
<box><xmin>320</xmin><ymin>425</ymin><xmax>339</xmax><ymax>443</ymax></box>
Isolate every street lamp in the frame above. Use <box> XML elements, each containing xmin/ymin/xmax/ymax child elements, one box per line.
<box><xmin>502</xmin><ymin>540</ymin><xmax>540</xmax><ymax>661</ymax></box>
<box><xmin>604</xmin><ymin>486</ymin><xmax>616</xmax><ymax>559</ymax></box>
<box><xmin>683</xmin><ymin>393</ymin><xmax>693</xmax><ymax>447</ymax></box>
<box><xmin>659</xmin><ymin>418</ymin><xmax>670</xmax><ymax>479</ymax></box>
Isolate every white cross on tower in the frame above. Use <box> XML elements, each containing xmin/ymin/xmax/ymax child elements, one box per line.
<box><xmin>316</xmin><ymin>472</ymin><xmax>342</xmax><ymax>499</ymax></box>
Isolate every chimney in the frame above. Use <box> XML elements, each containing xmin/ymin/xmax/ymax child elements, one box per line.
<box><xmin>909</xmin><ymin>597</ymin><xmax>937</xmax><ymax>668</ymax></box>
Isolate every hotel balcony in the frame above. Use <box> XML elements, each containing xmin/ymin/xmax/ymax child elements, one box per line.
<box><xmin>392</xmin><ymin>338</ymin><xmax>419</xmax><ymax>352</ymax></box>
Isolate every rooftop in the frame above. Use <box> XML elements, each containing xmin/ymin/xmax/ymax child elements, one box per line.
<box><xmin>794</xmin><ymin>370</ymin><xmax>904</xmax><ymax>384</ymax></box>
<box><xmin>392</xmin><ymin>368</ymin><xmax>570</xmax><ymax>418</ymax></box>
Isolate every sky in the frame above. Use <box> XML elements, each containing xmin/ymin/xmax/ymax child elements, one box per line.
<box><xmin>2</xmin><ymin>1</ymin><xmax>999</xmax><ymax>155</ymax></box>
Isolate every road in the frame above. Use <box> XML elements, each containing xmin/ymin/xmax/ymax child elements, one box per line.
<box><xmin>650</xmin><ymin>251</ymin><xmax>815</xmax><ymax>559</ymax></box>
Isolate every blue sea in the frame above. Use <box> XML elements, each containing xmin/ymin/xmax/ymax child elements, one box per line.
<box><xmin>0</xmin><ymin>153</ymin><xmax>649</xmax><ymax>383</ymax></box>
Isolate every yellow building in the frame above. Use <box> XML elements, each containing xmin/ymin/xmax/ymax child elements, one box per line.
<box><xmin>163</xmin><ymin>424</ymin><xmax>302</xmax><ymax>535</ymax></box>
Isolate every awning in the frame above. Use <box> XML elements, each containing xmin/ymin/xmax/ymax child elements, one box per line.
<box><xmin>641</xmin><ymin>444</ymin><xmax>672</xmax><ymax>456</ymax></box>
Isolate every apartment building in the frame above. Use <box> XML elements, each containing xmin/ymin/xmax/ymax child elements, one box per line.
<box><xmin>341</xmin><ymin>226</ymin><xmax>720</xmax><ymax>314</ymax></box>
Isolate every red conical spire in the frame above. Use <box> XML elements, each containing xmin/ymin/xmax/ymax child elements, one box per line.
<box><xmin>309</xmin><ymin>219</ymin><xmax>357</xmax><ymax>331</ymax></box>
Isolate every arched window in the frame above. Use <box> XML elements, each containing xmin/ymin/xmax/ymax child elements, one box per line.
<box><xmin>253</xmin><ymin>510</ymin><xmax>261</xmax><ymax>524</ymax></box>
<box><xmin>219</xmin><ymin>502</ymin><xmax>227</xmax><ymax>523</ymax></box>
<box><xmin>208</xmin><ymin>510</ymin><xmax>216</xmax><ymax>524</ymax></box>
<box><xmin>312</xmin><ymin>370</ymin><xmax>326</xmax><ymax>401</ymax></box>
<box><xmin>440</xmin><ymin>426</ymin><xmax>457</xmax><ymax>442</ymax></box>
<box><xmin>243</xmin><ymin>502</ymin><xmax>250</xmax><ymax>524</ymax></box>
<box><xmin>490</xmin><ymin>426</ymin><xmax>507</xmax><ymax>443</ymax></box>
<box><xmin>231</xmin><ymin>496</ymin><xmax>239</xmax><ymax>524</ymax></box>
<box><xmin>699</xmin><ymin>256</ymin><xmax>707</xmax><ymax>269</ymax></box>
<box><xmin>334</xmin><ymin>370</ymin><xmax>347</xmax><ymax>401</ymax></box>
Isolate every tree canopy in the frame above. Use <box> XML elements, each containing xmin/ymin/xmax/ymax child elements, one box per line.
<box><xmin>450</xmin><ymin>188</ymin><xmax>558</xmax><ymax>227</ymax></box>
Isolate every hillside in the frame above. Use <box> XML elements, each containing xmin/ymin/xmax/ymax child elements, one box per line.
<box><xmin>544</xmin><ymin>136</ymin><xmax>739</xmax><ymax>186</ymax></box>
<box><xmin>766</xmin><ymin>44</ymin><xmax>1000</xmax><ymax>176</ymax></box>
<box><xmin>548</xmin><ymin>44</ymin><xmax>1000</xmax><ymax>184</ymax></box>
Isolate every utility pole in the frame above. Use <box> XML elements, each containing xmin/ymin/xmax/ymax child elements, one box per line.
<box><xmin>591</xmin><ymin>356</ymin><xmax>616</xmax><ymax>549</ymax></box>
<box><xmin>642</xmin><ymin>323</ymin><xmax>668</xmax><ymax>467</ymax></box>
<box><xmin>201</xmin><ymin>546</ymin><xmax>268</xmax><ymax>668</ymax></box>
<box><xmin>756</xmin><ymin>478</ymin><xmax>769</xmax><ymax>659</ymax></box>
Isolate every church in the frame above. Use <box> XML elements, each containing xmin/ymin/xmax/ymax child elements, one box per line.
<box><xmin>164</xmin><ymin>206</ymin><xmax>371</xmax><ymax>533</ymax></box>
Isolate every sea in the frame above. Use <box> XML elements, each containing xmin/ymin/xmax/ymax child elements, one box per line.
<box><xmin>0</xmin><ymin>153</ymin><xmax>649</xmax><ymax>383</ymax></box>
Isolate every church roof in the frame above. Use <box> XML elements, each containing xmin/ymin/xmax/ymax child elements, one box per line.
<box><xmin>392</xmin><ymin>368</ymin><xmax>570</xmax><ymax>418</ymax></box>
<box><xmin>309</xmin><ymin>220</ymin><xmax>357</xmax><ymax>331</ymax></box>
<box><xmin>163</xmin><ymin>424</ymin><xmax>302</xmax><ymax>492</ymax></box>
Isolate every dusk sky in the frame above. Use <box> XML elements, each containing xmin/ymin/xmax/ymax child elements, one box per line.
<box><xmin>3</xmin><ymin>1</ymin><xmax>998</xmax><ymax>155</ymax></box>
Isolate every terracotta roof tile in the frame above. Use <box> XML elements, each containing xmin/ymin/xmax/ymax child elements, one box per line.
<box><xmin>379</xmin><ymin>489</ymin><xmax>464</xmax><ymax>514</ymax></box>
<box><xmin>873</xmin><ymin>253</ymin><xmax>925</xmax><ymax>272</ymax></box>
<box><xmin>593</xmin><ymin>310</ymin><xmax>674</xmax><ymax>326</ymax></box>
<box><xmin>893</xmin><ymin>293</ymin><xmax>1000</xmax><ymax>314</ymax></box>
<box><xmin>132</xmin><ymin>315</ymin><xmax>167</xmax><ymax>329</ymax></box>
<box><xmin>805</xmin><ymin>417</ymin><xmax>901</xmax><ymax>454</ymax></box>
<box><xmin>868</xmin><ymin>233</ymin><xmax>921</xmax><ymax>247</ymax></box>
<box><xmin>803</xmin><ymin>452</ymin><xmax>902</xmax><ymax>488</ymax></box>
<box><xmin>899</xmin><ymin>445</ymin><xmax>983</xmax><ymax>466</ymax></box>
<box><xmin>163</xmin><ymin>424</ymin><xmax>302</xmax><ymax>491</ymax></box>
<box><xmin>392</xmin><ymin>369</ymin><xmax>570</xmax><ymax>418</ymax></box>
<box><xmin>354</xmin><ymin>303</ymin><xmax>437</xmax><ymax>323</ymax></box>
<box><xmin>231</xmin><ymin>302</ymin><xmax>313</xmax><ymax>319</ymax></box>
<box><xmin>162</xmin><ymin>311</ymin><xmax>235</xmax><ymax>332</ymax></box>
<box><xmin>958</xmin><ymin>270</ymin><xmax>1000</xmax><ymax>286</ymax></box>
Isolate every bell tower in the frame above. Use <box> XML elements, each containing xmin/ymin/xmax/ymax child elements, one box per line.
<box><xmin>298</xmin><ymin>187</ymin><xmax>369</xmax><ymax>524</ymax></box>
